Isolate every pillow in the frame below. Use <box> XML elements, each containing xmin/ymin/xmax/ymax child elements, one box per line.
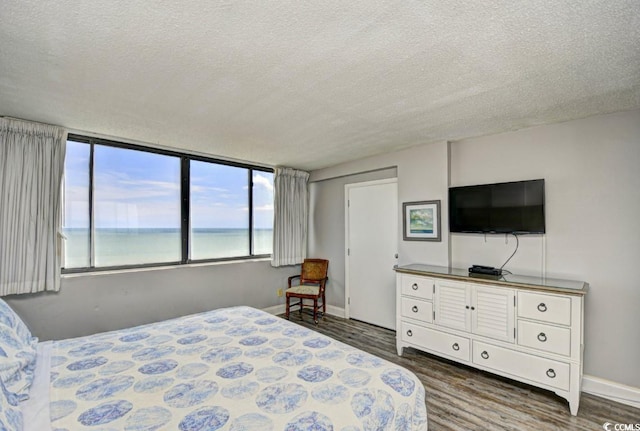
<box><xmin>0</xmin><ymin>377</ymin><xmax>23</xmax><ymax>431</ymax></box>
<box><xmin>0</xmin><ymin>300</ymin><xmax>35</xmax><ymax>347</ymax></box>
<box><xmin>0</xmin><ymin>298</ymin><xmax>38</xmax><ymax>400</ymax></box>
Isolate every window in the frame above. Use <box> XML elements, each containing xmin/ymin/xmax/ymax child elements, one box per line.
<box><xmin>93</xmin><ymin>145</ymin><xmax>181</xmax><ymax>267</ymax></box>
<box><xmin>252</xmin><ymin>171</ymin><xmax>274</xmax><ymax>255</ymax></box>
<box><xmin>62</xmin><ymin>135</ymin><xmax>274</xmax><ymax>271</ymax></box>
<box><xmin>190</xmin><ymin>161</ymin><xmax>249</xmax><ymax>260</ymax></box>
<box><xmin>62</xmin><ymin>140</ymin><xmax>91</xmax><ymax>268</ymax></box>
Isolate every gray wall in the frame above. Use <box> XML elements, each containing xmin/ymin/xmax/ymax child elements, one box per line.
<box><xmin>308</xmin><ymin>109</ymin><xmax>640</xmax><ymax>389</ymax></box>
<box><xmin>308</xmin><ymin>168</ymin><xmax>398</xmax><ymax>309</ymax></box>
<box><xmin>311</xmin><ymin>141</ymin><xmax>451</xmax><ymax>268</ymax></box>
<box><xmin>7</xmin><ymin>260</ymin><xmax>297</xmax><ymax>341</ymax></box>
<box><xmin>309</xmin><ymin>141</ymin><xmax>451</xmax><ymax>311</ymax></box>
<box><xmin>450</xmin><ymin>109</ymin><xmax>640</xmax><ymax>388</ymax></box>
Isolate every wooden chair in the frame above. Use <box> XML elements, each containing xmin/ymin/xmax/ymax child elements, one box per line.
<box><xmin>285</xmin><ymin>259</ymin><xmax>329</xmax><ymax>324</ymax></box>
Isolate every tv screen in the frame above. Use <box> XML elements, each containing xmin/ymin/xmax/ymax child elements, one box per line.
<box><xmin>449</xmin><ymin>179</ymin><xmax>545</xmax><ymax>234</ymax></box>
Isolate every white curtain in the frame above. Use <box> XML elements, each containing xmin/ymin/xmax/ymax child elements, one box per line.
<box><xmin>0</xmin><ymin>118</ymin><xmax>66</xmax><ymax>295</ymax></box>
<box><xmin>271</xmin><ymin>167</ymin><xmax>310</xmax><ymax>267</ymax></box>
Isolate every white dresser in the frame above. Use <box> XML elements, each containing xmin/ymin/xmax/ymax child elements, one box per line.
<box><xmin>395</xmin><ymin>264</ymin><xmax>588</xmax><ymax>415</ymax></box>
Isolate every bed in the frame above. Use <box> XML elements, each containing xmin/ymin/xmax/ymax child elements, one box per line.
<box><xmin>0</xmin><ymin>302</ymin><xmax>427</xmax><ymax>430</ymax></box>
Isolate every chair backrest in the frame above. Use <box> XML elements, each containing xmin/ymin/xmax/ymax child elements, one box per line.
<box><xmin>300</xmin><ymin>259</ymin><xmax>329</xmax><ymax>285</ymax></box>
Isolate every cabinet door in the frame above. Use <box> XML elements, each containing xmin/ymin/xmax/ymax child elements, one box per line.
<box><xmin>434</xmin><ymin>281</ymin><xmax>470</xmax><ymax>332</ymax></box>
<box><xmin>471</xmin><ymin>285</ymin><xmax>515</xmax><ymax>343</ymax></box>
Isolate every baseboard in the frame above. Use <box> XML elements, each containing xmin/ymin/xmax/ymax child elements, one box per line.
<box><xmin>582</xmin><ymin>375</ymin><xmax>640</xmax><ymax>409</ymax></box>
<box><xmin>261</xmin><ymin>304</ymin><xmax>285</xmax><ymax>315</ymax></box>
<box><xmin>261</xmin><ymin>304</ymin><xmax>346</xmax><ymax>319</ymax></box>
<box><xmin>325</xmin><ymin>305</ymin><xmax>346</xmax><ymax>318</ymax></box>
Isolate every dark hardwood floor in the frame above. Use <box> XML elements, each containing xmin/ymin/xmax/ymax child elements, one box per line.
<box><xmin>281</xmin><ymin>313</ymin><xmax>640</xmax><ymax>431</ymax></box>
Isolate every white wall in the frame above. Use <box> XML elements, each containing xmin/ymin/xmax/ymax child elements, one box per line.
<box><xmin>6</xmin><ymin>260</ymin><xmax>297</xmax><ymax>341</ymax></box>
<box><xmin>309</xmin><ymin>168</ymin><xmax>398</xmax><ymax>309</ymax></box>
<box><xmin>309</xmin><ymin>142</ymin><xmax>450</xmax><ymax>309</ymax></box>
<box><xmin>309</xmin><ymin>109</ymin><xmax>640</xmax><ymax>389</ymax></box>
<box><xmin>450</xmin><ymin>109</ymin><xmax>640</xmax><ymax>388</ymax></box>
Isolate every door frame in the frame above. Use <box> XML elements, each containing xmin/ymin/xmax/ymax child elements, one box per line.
<box><xmin>344</xmin><ymin>178</ymin><xmax>398</xmax><ymax>320</ymax></box>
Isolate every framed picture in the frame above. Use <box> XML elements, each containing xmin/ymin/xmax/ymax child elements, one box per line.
<box><xmin>403</xmin><ymin>200</ymin><xmax>441</xmax><ymax>241</ymax></box>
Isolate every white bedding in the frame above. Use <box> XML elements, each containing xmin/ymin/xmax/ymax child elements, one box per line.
<box><xmin>22</xmin><ymin>306</ymin><xmax>427</xmax><ymax>430</ymax></box>
<box><xmin>21</xmin><ymin>341</ymin><xmax>51</xmax><ymax>430</ymax></box>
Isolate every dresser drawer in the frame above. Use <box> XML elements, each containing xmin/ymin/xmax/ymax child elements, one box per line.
<box><xmin>518</xmin><ymin>291</ymin><xmax>571</xmax><ymax>326</ymax></box>
<box><xmin>401</xmin><ymin>322</ymin><xmax>469</xmax><ymax>361</ymax></box>
<box><xmin>401</xmin><ymin>297</ymin><xmax>433</xmax><ymax>324</ymax></box>
<box><xmin>473</xmin><ymin>341</ymin><xmax>570</xmax><ymax>391</ymax></box>
<box><xmin>518</xmin><ymin>320</ymin><xmax>571</xmax><ymax>356</ymax></box>
<box><xmin>401</xmin><ymin>275</ymin><xmax>433</xmax><ymax>300</ymax></box>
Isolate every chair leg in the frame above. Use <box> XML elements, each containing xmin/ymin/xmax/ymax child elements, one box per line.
<box><xmin>322</xmin><ymin>292</ymin><xmax>326</xmax><ymax>317</ymax></box>
<box><xmin>285</xmin><ymin>295</ymin><xmax>290</xmax><ymax>320</ymax></box>
<box><xmin>313</xmin><ymin>298</ymin><xmax>318</xmax><ymax>324</ymax></box>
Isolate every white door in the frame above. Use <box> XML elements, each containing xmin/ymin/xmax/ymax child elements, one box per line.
<box><xmin>346</xmin><ymin>179</ymin><xmax>397</xmax><ymax>329</ymax></box>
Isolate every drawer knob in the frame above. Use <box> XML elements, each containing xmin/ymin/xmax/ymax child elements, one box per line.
<box><xmin>537</xmin><ymin>332</ymin><xmax>547</xmax><ymax>342</ymax></box>
<box><xmin>546</xmin><ymin>368</ymin><xmax>556</xmax><ymax>379</ymax></box>
<box><xmin>412</xmin><ymin>283</ymin><xmax>419</xmax><ymax>290</ymax></box>
<box><xmin>480</xmin><ymin>351</ymin><xmax>489</xmax><ymax>360</ymax></box>
<box><xmin>412</xmin><ymin>305</ymin><xmax>419</xmax><ymax>313</ymax></box>
<box><xmin>406</xmin><ymin>330</ymin><xmax>413</xmax><ymax>337</ymax></box>
<box><xmin>537</xmin><ymin>303</ymin><xmax>547</xmax><ymax>312</ymax></box>
<box><xmin>452</xmin><ymin>343</ymin><xmax>460</xmax><ymax>351</ymax></box>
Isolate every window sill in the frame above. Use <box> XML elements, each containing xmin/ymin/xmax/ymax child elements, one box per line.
<box><xmin>61</xmin><ymin>257</ymin><xmax>272</xmax><ymax>278</ymax></box>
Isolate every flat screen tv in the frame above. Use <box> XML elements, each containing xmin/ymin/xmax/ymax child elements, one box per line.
<box><xmin>449</xmin><ymin>179</ymin><xmax>545</xmax><ymax>234</ymax></box>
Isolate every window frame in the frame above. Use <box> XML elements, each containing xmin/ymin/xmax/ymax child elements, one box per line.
<box><xmin>62</xmin><ymin>134</ymin><xmax>273</xmax><ymax>273</ymax></box>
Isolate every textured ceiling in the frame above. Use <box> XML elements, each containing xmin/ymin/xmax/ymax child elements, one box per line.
<box><xmin>1</xmin><ymin>0</ymin><xmax>639</xmax><ymax>170</ymax></box>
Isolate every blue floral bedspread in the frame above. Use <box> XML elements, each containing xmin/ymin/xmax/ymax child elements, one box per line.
<box><xmin>47</xmin><ymin>306</ymin><xmax>427</xmax><ymax>430</ymax></box>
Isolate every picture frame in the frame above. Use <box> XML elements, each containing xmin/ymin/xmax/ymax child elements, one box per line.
<box><xmin>402</xmin><ymin>200</ymin><xmax>441</xmax><ymax>241</ymax></box>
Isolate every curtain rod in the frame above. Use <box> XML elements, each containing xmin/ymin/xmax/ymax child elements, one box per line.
<box><xmin>2</xmin><ymin>116</ymin><xmax>274</xmax><ymax>170</ymax></box>
<box><xmin>1</xmin><ymin>116</ymin><xmax>64</xmax><ymax>129</ymax></box>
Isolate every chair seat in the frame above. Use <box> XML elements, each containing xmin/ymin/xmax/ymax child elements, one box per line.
<box><xmin>286</xmin><ymin>284</ymin><xmax>320</xmax><ymax>296</ymax></box>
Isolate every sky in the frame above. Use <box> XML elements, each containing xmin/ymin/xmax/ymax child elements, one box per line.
<box><xmin>63</xmin><ymin>141</ymin><xmax>274</xmax><ymax>229</ymax></box>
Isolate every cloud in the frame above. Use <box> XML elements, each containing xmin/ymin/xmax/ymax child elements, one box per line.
<box><xmin>191</xmin><ymin>203</ymin><xmax>249</xmax><ymax>228</ymax></box>
<box><xmin>191</xmin><ymin>184</ymin><xmax>229</xmax><ymax>194</ymax></box>
<box><xmin>93</xmin><ymin>200</ymin><xmax>181</xmax><ymax>228</ymax></box>
<box><xmin>118</xmin><ymin>179</ymin><xmax>180</xmax><ymax>191</ymax></box>
<box><xmin>254</xmin><ymin>204</ymin><xmax>274</xmax><ymax>212</ymax></box>
<box><xmin>253</xmin><ymin>173</ymin><xmax>274</xmax><ymax>192</ymax></box>
<box><xmin>63</xmin><ymin>163</ymin><xmax>271</xmax><ymax>229</ymax></box>
<box><xmin>92</xmin><ymin>171</ymin><xmax>181</xmax><ymax>201</ymax></box>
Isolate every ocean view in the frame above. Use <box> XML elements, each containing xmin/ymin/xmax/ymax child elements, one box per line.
<box><xmin>63</xmin><ymin>228</ymin><xmax>273</xmax><ymax>268</ymax></box>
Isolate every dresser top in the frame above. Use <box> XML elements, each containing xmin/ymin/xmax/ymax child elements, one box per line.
<box><xmin>395</xmin><ymin>264</ymin><xmax>589</xmax><ymax>295</ymax></box>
